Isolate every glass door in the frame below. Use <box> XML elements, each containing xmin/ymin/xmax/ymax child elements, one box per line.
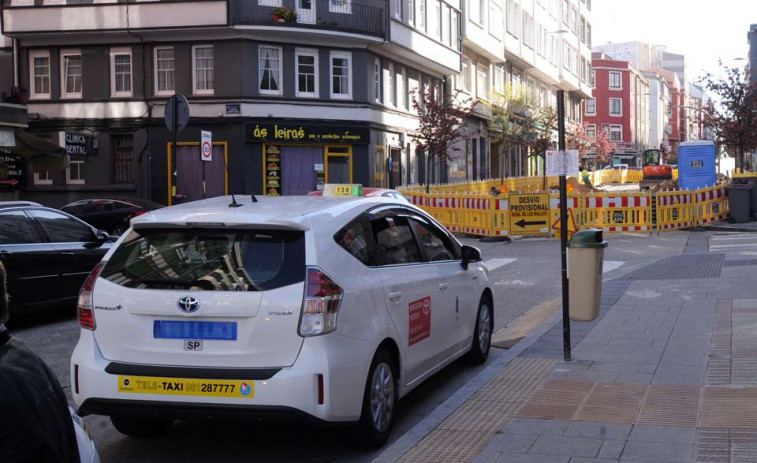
<box><xmin>296</xmin><ymin>0</ymin><xmax>316</xmax><ymax>24</ymax></box>
<box><xmin>325</xmin><ymin>146</ymin><xmax>352</xmax><ymax>184</ymax></box>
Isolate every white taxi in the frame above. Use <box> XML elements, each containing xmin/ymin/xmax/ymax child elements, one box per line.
<box><xmin>70</xmin><ymin>193</ymin><xmax>492</xmax><ymax>447</ymax></box>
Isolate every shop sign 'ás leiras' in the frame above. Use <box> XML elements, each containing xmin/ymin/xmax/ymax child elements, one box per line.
<box><xmin>245</xmin><ymin>123</ymin><xmax>369</xmax><ymax>144</ymax></box>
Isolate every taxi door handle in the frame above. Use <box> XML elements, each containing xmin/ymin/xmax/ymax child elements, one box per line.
<box><xmin>439</xmin><ymin>283</ymin><xmax>448</xmax><ymax>291</ymax></box>
<box><xmin>388</xmin><ymin>292</ymin><xmax>402</xmax><ymax>303</ymax></box>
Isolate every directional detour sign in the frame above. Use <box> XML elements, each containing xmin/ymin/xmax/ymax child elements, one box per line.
<box><xmin>509</xmin><ymin>192</ymin><xmax>550</xmax><ymax>236</ymax></box>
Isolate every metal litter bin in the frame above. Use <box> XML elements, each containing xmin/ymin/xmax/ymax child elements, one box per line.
<box><xmin>568</xmin><ymin>229</ymin><xmax>608</xmax><ymax>322</ymax></box>
<box><xmin>743</xmin><ymin>177</ymin><xmax>757</xmax><ymax>217</ymax></box>
<box><xmin>727</xmin><ymin>182</ymin><xmax>753</xmax><ymax>223</ymax></box>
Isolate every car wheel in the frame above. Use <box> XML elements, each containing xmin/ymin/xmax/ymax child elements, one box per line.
<box><xmin>465</xmin><ymin>296</ymin><xmax>493</xmax><ymax>365</ymax></box>
<box><xmin>110</xmin><ymin>416</ymin><xmax>174</xmax><ymax>438</ymax></box>
<box><xmin>355</xmin><ymin>349</ymin><xmax>397</xmax><ymax>448</ymax></box>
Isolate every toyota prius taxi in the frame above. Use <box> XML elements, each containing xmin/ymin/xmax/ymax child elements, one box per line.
<box><xmin>70</xmin><ymin>193</ymin><xmax>493</xmax><ymax>447</ymax></box>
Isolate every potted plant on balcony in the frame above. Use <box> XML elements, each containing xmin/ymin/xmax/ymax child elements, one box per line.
<box><xmin>271</xmin><ymin>6</ymin><xmax>297</xmax><ymax>22</ymax></box>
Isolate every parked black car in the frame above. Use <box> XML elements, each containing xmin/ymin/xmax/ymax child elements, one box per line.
<box><xmin>60</xmin><ymin>198</ymin><xmax>164</xmax><ymax>236</ymax></box>
<box><xmin>0</xmin><ymin>202</ymin><xmax>114</xmax><ymax>315</ymax></box>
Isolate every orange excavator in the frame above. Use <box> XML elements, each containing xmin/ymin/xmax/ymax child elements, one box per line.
<box><xmin>639</xmin><ymin>148</ymin><xmax>673</xmax><ymax>190</ymax></box>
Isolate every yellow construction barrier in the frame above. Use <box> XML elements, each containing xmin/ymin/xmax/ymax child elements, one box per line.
<box><xmin>581</xmin><ymin>192</ymin><xmax>653</xmax><ymax>233</ymax></box>
<box><xmin>655</xmin><ymin>190</ymin><xmax>695</xmax><ymax>231</ymax></box>
<box><xmin>695</xmin><ymin>185</ymin><xmax>729</xmax><ymax>225</ymax></box>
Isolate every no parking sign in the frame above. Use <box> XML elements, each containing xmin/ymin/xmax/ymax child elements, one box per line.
<box><xmin>201</xmin><ymin>131</ymin><xmax>212</xmax><ymax>162</ymax></box>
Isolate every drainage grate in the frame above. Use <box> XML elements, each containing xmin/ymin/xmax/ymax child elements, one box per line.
<box><xmin>622</xmin><ymin>253</ymin><xmax>725</xmax><ymax>280</ymax></box>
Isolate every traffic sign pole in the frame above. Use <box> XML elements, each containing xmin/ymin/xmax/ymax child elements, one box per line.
<box><xmin>171</xmin><ymin>95</ymin><xmax>178</xmax><ymax>202</ymax></box>
<box><xmin>557</xmin><ymin>89</ymin><xmax>571</xmax><ymax>362</ymax></box>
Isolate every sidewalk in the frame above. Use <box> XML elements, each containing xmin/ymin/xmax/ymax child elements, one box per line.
<box><xmin>373</xmin><ymin>242</ymin><xmax>757</xmax><ymax>462</ymax></box>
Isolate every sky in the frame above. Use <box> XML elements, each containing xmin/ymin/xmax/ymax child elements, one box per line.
<box><xmin>592</xmin><ymin>0</ymin><xmax>757</xmax><ymax>85</ymax></box>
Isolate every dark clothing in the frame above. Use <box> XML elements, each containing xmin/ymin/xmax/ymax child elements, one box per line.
<box><xmin>0</xmin><ymin>328</ymin><xmax>80</xmax><ymax>463</ymax></box>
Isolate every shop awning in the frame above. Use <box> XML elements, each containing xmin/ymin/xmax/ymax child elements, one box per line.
<box><xmin>0</xmin><ymin>128</ymin><xmax>66</xmax><ymax>171</ymax></box>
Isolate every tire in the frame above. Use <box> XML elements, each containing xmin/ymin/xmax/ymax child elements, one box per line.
<box><xmin>465</xmin><ymin>296</ymin><xmax>493</xmax><ymax>365</ymax></box>
<box><xmin>355</xmin><ymin>349</ymin><xmax>397</xmax><ymax>448</ymax></box>
<box><xmin>110</xmin><ymin>416</ymin><xmax>174</xmax><ymax>438</ymax></box>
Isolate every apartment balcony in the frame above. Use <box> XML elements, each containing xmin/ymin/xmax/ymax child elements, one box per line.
<box><xmin>230</xmin><ymin>0</ymin><xmax>386</xmax><ymax>39</ymax></box>
<box><xmin>1</xmin><ymin>0</ymin><xmax>228</xmax><ymax>37</ymax></box>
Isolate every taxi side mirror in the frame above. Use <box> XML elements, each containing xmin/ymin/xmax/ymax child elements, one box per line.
<box><xmin>461</xmin><ymin>245</ymin><xmax>481</xmax><ymax>270</ymax></box>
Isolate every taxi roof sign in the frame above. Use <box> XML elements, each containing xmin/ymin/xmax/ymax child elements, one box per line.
<box><xmin>322</xmin><ymin>184</ymin><xmax>364</xmax><ymax>197</ymax></box>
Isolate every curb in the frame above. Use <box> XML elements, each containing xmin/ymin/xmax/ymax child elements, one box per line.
<box><xmin>370</xmin><ymin>308</ymin><xmax>565</xmax><ymax>463</ymax></box>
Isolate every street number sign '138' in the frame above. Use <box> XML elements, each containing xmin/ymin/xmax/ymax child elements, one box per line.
<box><xmin>508</xmin><ymin>193</ymin><xmax>550</xmax><ymax>236</ymax></box>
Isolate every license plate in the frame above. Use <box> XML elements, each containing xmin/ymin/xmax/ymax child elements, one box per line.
<box><xmin>153</xmin><ymin>321</ymin><xmax>237</xmax><ymax>340</ymax></box>
<box><xmin>118</xmin><ymin>375</ymin><xmax>254</xmax><ymax>398</ymax></box>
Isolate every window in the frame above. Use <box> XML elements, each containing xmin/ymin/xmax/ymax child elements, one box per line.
<box><xmin>585</xmin><ymin>98</ymin><xmax>596</xmax><ymax>115</ymax></box>
<box><xmin>258</xmin><ymin>0</ymin><xmax>281</xmax><ymax>6</ymax></box>
<box><xmin>396</xmin><ymin>67</ymin><xmax>406</xmax><ymax>109</ymax></box>
<box><xmin>523</xmin><ymin>13</ymin><xmax>535</xmax><ymax>49</ymax></box>
<box><xmin>609</xmin><ymin>97</ymin><xmax>622</xmax><ymax>116</ymax></box>
<box><xmin>609</xmin><ymin>71</ymin><xmax>622</xmax><ymax>89</ymax></box>
<box><xmin>408</xmin><ymin>70</ymin><xmax>419</xmax><ymax>112</ymax></box>
<box><xmin>429</xmin><ymin>0</ymin><xmax>441</xmax><ymax>39</ymax></box>
<box><xmin>193</xmin><ymin>45</ymin><xmax>214</xmax><ymax>94</ymax></box>
<box><xmin>469</xmin><ymin>0</ymin><xmax>483</xmax><ymax>24</ymax></box>
<box><xmin>29</xmin><ymin>50</ymin><xmax>51</xmax><ymax>99</ymax></box>
<box><xmin>451</xmin><ymin>10</ymin><xmax>460</xmax><ymax>50</ymax></box>
<box><xmin>489</xmin><ymin>2</ymin><xmax>503</xmax><ymax>38</ymax></box>
<box><xmin>506</xmin><ymin>0</ymin><xmax>519</xmax><ymax>37</ymax></box>
<box><xmin>386</xmin><ymin>62</ymin><xmax>395</xmax><ymax>106</ymax></box>
<box><xmin>330</xmin><ymin>51</ymin><xmax>352</xmax><ymax>99</ymax></box>
<box><xmin>417</xmin><ymin>0</ymin><xmax>426</xmax><ymax>31</ymax></box>
<box><xmin>374</xmin><ymin>58</ymin><xmax>382</xmax><ymax>103</ymax></box>
<box><xmin>154</xmin><ymin>47</ymin><xmax>175</xmax><ymax>95</ymax></box>
<box><xmin>406</xmin><ymin>0</ymin><xmax>415</xmax><ymax>25</ymax></box>
<box><xmin>259</xmin><ymin>46</ymin><xmax>282</xmax><ymax>95</ymax></box>
<box><xmin>113</xmin><ymin>134</ymin><xmax>133</xmax><ymax>183</ymax></box>
<box><xmin>580</xmin><ymin>16</ymin><xmax>586</xmax><ymax>43</ymax></box>
<box><xmin>30</xmin><ymin>210</ymin><xmax>94</xmax><ymax>243</ymax></box>
<box><xmin>590</xmin><ymin>69</ymin><xmax>596</xmax><ymax>88</ymax></box>
<box><xmin>295</xmin><ymin>49</ymin><xmax>318</xmax><ymax>98</ymax></box>
<box><xmin>563</xmin><ymin>42</ymin><xmax>570</xmax><ymax>70</ymax></box>
<box><xmin>586</xmin><ymin>22</ymin><xmax>591</xmax><ymax>46</ymax></box>
<box><xmin>609</xmin><ymin>125</ymin><xmax>622</xmax><ymax>141</ymax></box>
<box><xmin>562</xmin><ymin>0</ymin><xmax>569</xmax><ymax>24</ymax></box>
<box><xmin>61</xmin><ymin>50</ymin><xmax>82</xmax><ymax>98</ymax></box>
<box><xmin>371</xmin><ymin>216</ymin><xmax>421</xmax><ymax>265</ymax></box>
<box><xmin>476</xmin><ymin>64</ymin><xmax>489</xmax><ymax>100</ymax></box>
<box><xmin>586</xmin><ymin>124</ymin><xmax>596</xmax><ymax>141</ymax></box>
<box><xmin>335</xmin><ymin>215</ymin><xmax>374</xmax><ymax>265</ymax></box>
<box><xmin>0</xmin><ymin>211</ymin><xmax>40</xmax><ymax>245</ymax></box>
<box><xmin>409</xmin><ymin>218</ymin><xmax>456</xmax><ymax>261</ymax></box>
<box><xmin>66</xmin><ymin>158</ymin><xmax>85</xmax><ymax>185</ymax></box>
<box><xmin>394</xmin><ymin>0</ymin><xmax>402</xmax><ymax>18</ymax></box>
<box><xmin>34</xmin><ymin>170</ymin><xmax>52</xmax><ymax>185</ymax></box>
<box><xmin>570</xmin><ymin>5</ymin><xmax>578</xmax><ymax>32</ymax></box>
<box><xmin>442</xmin><ymin>4</ymin><xmax>451</xmax><ymax>45</ymax></box>
<box><xmin>110</xmin><ymin>47</ymin><xmax>132</xmax><ymax>97</ymax></box>
<box><xmin>493</xmin><ymin>64</ymin><xmax>505</xmax><ymax>94</ymax></box>
<box><xmin>461</xmin><ymin>57</ymin><xmax>472</xmax><ymax>93</ymax></box>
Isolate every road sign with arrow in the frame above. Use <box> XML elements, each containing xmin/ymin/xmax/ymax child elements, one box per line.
<box><xmin>508</xmin><ymin>192</ymin><xmax>550</xmax><ymax>236</ymax></box>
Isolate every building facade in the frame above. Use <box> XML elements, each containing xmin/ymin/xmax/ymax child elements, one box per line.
<box><xmin>583</xmin><ymin>54</ymin><xmax>649</xmax><ymax>165</ymax></box>
<box><xmin>2</xmin><ymin>0</ymin><xmax>461</xmax><ymax>206</ymax></box>
<box><xmin>642</xmin><ymin>69</ymin><xmax>670</xmax><ymax>152</ymax></box>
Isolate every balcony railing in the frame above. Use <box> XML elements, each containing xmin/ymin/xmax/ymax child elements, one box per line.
<box><xmin>231</xmin><ymin>0</ymin><xmax>385</xmax><ymax>38</ymax></box>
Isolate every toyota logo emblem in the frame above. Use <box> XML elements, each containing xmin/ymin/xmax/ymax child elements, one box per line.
<box><xmin>177</xmin><ymin>296</ymin><xmax>200</xmax><ymax>313</ymax></box>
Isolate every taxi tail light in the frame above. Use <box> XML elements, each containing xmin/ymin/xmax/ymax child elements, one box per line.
<box><xmin>299</xmin><ymin>267</ymin><xmax>343</xmax><ymax>337</ymax></box>
<box><xmin>132</xmin><ymin>209</ymin><xmax>147</xmax><ymax>217</ymax></box>
<box><xmin>78</xmin><ymin>262</ymin><xmax>105</xmax><ymax>330</ymax></box>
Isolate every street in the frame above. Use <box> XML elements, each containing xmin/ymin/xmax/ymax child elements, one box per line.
<box><xmin>10</xmin><ymin>230</ymin><xmax>695</xmax><ymax>462</ymax></box>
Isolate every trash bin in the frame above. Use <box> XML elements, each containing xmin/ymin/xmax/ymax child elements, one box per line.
<box><xmin>727</xmin><ymin>181</ymin><xmax>753</xmax><ymax>223</ymax></box>
<box><xmin>568</xmin><ymin>229</ymin><xmax>608</xmax><ymax>322</ymax></box>
<box><xmin>743</xmin><ymin>177</ymin><xmax>757</xmax><ymax>217</ymax></box>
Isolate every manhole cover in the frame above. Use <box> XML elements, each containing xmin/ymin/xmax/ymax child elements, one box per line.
<box><xmin>622</xmin><ymin>253</ymin><xmax>725</xmax><ymax>280</ymax></box>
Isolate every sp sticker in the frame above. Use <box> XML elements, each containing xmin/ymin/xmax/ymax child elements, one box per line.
<box><xmin>408</xmin><ymin>296</ymin><xmax>431</xmax><ymax>346</ymax></box>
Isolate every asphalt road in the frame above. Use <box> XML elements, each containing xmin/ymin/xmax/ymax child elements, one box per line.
<box><xmin>8</xmin><ymin>230</ymin><xmax>692</xmax><ymax>462</ymax></box>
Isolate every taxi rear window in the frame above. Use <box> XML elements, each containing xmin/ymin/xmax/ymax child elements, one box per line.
<box><xmin>101</xmin><ymin>228</ymin><xmax>305</xmax><ymax>291</ymax></box>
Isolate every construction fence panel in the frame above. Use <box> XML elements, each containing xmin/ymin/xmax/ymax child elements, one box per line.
<box><xmin>492</xmin><ymin>197</ymin><xmax>510</xmax><ymax>236</ymax></box>
<box><xmin>655</xmin><ymin>190</ymin><xmax>695</xmax><ymax>231</ymax></box>
<box><xmin>695</xmin><ymin>186</ymin><xmax>729</xmax><ymax>225</ymax></box>
<box><xmin>582</xmin><ymin>193</ymin><xmax>653</xmax><ymax>233</ymax></box>
<box><xmin>406</xmin><ymin>193</ymin><xmax>465</xmax><ymax>233</ymax></box>
<box><xmin>548</xmin><ymin>194</ymin><xmax>582</xmax><ymax>233</ymax></box>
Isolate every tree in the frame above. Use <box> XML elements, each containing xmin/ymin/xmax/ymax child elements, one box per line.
<box><xmin>701</xmin><ymin>63</ymin><xmax>757</xmax><ymax>171</ymax></box>
<box><xmin>567</xmin><ymin>123</ymin><xmax>615</xmax><ymax>165</ymax></box>
<box><xmin>411</xmin><ymin>84</ymin><xmax>473</xmax><ymax>191</ymax></box>
<box><xmin>488</xmin><ymin>83</ymin><xmax>538</xmax><ymax>182</ymax></box>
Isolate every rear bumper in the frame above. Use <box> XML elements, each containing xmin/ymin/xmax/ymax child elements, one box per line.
<box><xmin>77</xmin><ymin>399</ymin><xmax>349</xmax><ymax>427</ymax></box>
<box><xmin>71</xmin><ymin>330</ymin><xmax>376</xmax><ymax>423</ymax></box>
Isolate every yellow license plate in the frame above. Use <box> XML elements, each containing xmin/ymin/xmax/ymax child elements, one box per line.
<box><xmin>117</xmin><ymin>375</ymin><xmax>254</xmax><ymax>399</ymax></box>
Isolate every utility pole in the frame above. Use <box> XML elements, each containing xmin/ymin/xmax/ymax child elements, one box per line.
<box><xmin>557</xmin><ymin>89</ymin><xmax>571</xmax><ymax>361</ymax></box>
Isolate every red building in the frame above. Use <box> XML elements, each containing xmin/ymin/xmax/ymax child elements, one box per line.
<box><xmin>584</xmin><ymin>53</ymin><xmax>649</xmax><ymax>166</ymax></box>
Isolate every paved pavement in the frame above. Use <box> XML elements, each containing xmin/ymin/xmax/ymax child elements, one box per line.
<box><xmin>373</xmin><ymin>226</ymin><xmax>757</xmax><ymax>463</ymax></box>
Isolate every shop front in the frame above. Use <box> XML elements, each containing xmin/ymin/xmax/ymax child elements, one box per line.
<box><xmin>244</xmin><ymin>121</ymin><xmax>370</xmax><ymax>196</ymax></box>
